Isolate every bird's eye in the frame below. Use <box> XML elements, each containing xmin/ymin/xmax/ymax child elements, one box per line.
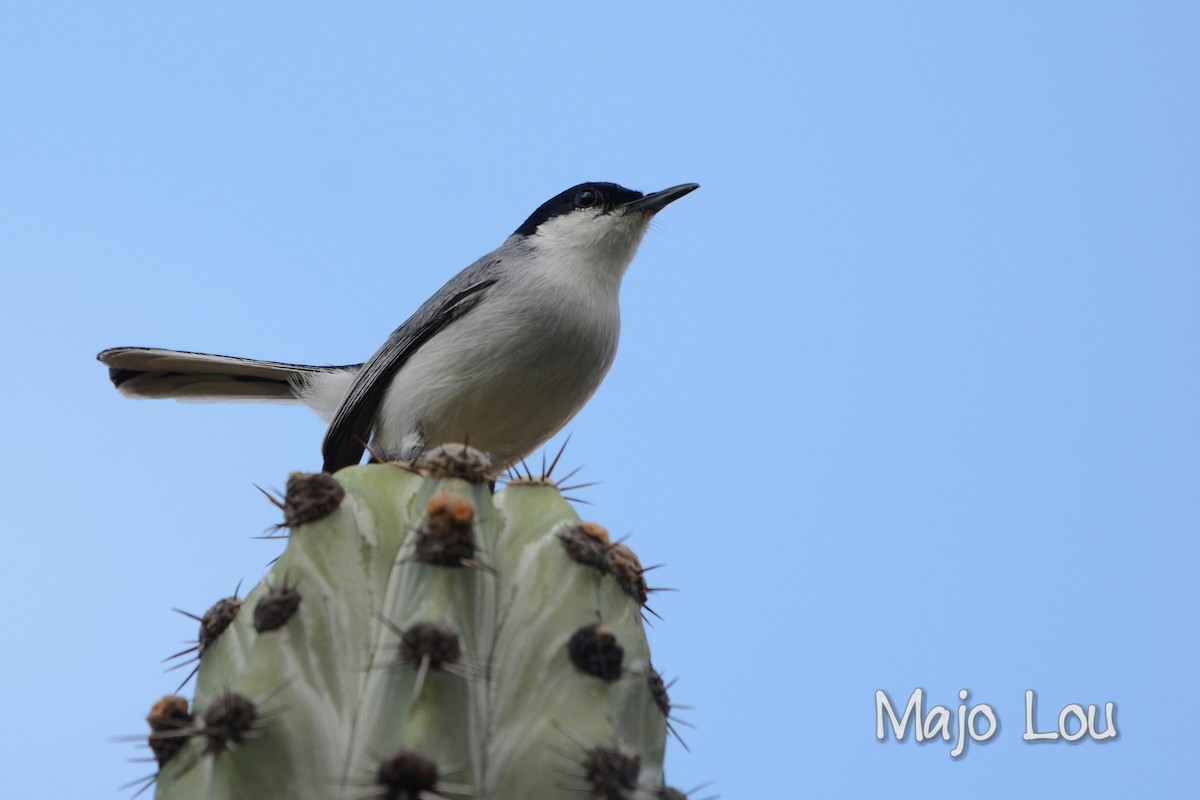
<box><xmin>574</xmin><ymin>188</ymin><xmax>599</xmax><ymax>209</ymax></box>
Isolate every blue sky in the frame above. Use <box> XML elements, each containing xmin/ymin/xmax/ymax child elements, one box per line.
<box><xmin>2</xmin><ymin>2</ymin><xmax>1197</xmax><ymax>797</ymax></box>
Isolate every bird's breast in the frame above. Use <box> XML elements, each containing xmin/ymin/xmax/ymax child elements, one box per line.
<box><xmin>374</xmin><ymin>280</ymin><xmax>621</xmax><ymax>465</ymax></box>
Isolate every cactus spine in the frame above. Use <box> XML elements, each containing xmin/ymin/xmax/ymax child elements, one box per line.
<box><xmin>140</xmin><ymin>449</ymin><xmax>679</xmax><ymax>799</ymax></box>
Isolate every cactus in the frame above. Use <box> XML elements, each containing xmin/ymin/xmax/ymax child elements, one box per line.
<box><xmin>135</xmin><ymin>447</ymin><xmax>685</xmax><ymax>799</ymax></box>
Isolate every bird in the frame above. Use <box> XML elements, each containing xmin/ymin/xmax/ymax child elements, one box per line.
<box><xmin>98</xmin><ymin>181</ymin><xmax>699</xmax><ymax>474</ymax></box>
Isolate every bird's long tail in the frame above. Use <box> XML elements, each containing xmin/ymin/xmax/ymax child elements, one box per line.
<box><xmin>97</xmin><ymin>347</ymin><xmax>358</xmax><ymax>403</ymax></box>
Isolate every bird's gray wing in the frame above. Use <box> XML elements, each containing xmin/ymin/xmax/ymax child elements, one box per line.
<box><xmin>321</xmin><ymin>266</ymin><xmax>501</xmax><ymax>473</ymax></box>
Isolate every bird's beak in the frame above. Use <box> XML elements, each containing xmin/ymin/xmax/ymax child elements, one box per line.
<box><xmin>624</xmin><ymin>183</ymin><xmax>700</xmax><ymax>213</ymax></box>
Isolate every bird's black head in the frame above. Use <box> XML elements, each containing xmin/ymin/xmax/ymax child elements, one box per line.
<box><xmin>513</xmin><ymin>182</ymin><xmax>645</xmax><ymax>237</ymax></box>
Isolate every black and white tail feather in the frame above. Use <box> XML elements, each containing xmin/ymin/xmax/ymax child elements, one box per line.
<box><xmin>100</xmin><ymin>348</ymin><xmax>357</xmax><ymax>405</ymax></box>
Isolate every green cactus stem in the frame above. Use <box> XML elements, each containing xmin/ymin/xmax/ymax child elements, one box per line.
<box><xmin>141</xmin><ymin>447</ymin><xmax>685</xmax><ymax>800</ymax></box>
